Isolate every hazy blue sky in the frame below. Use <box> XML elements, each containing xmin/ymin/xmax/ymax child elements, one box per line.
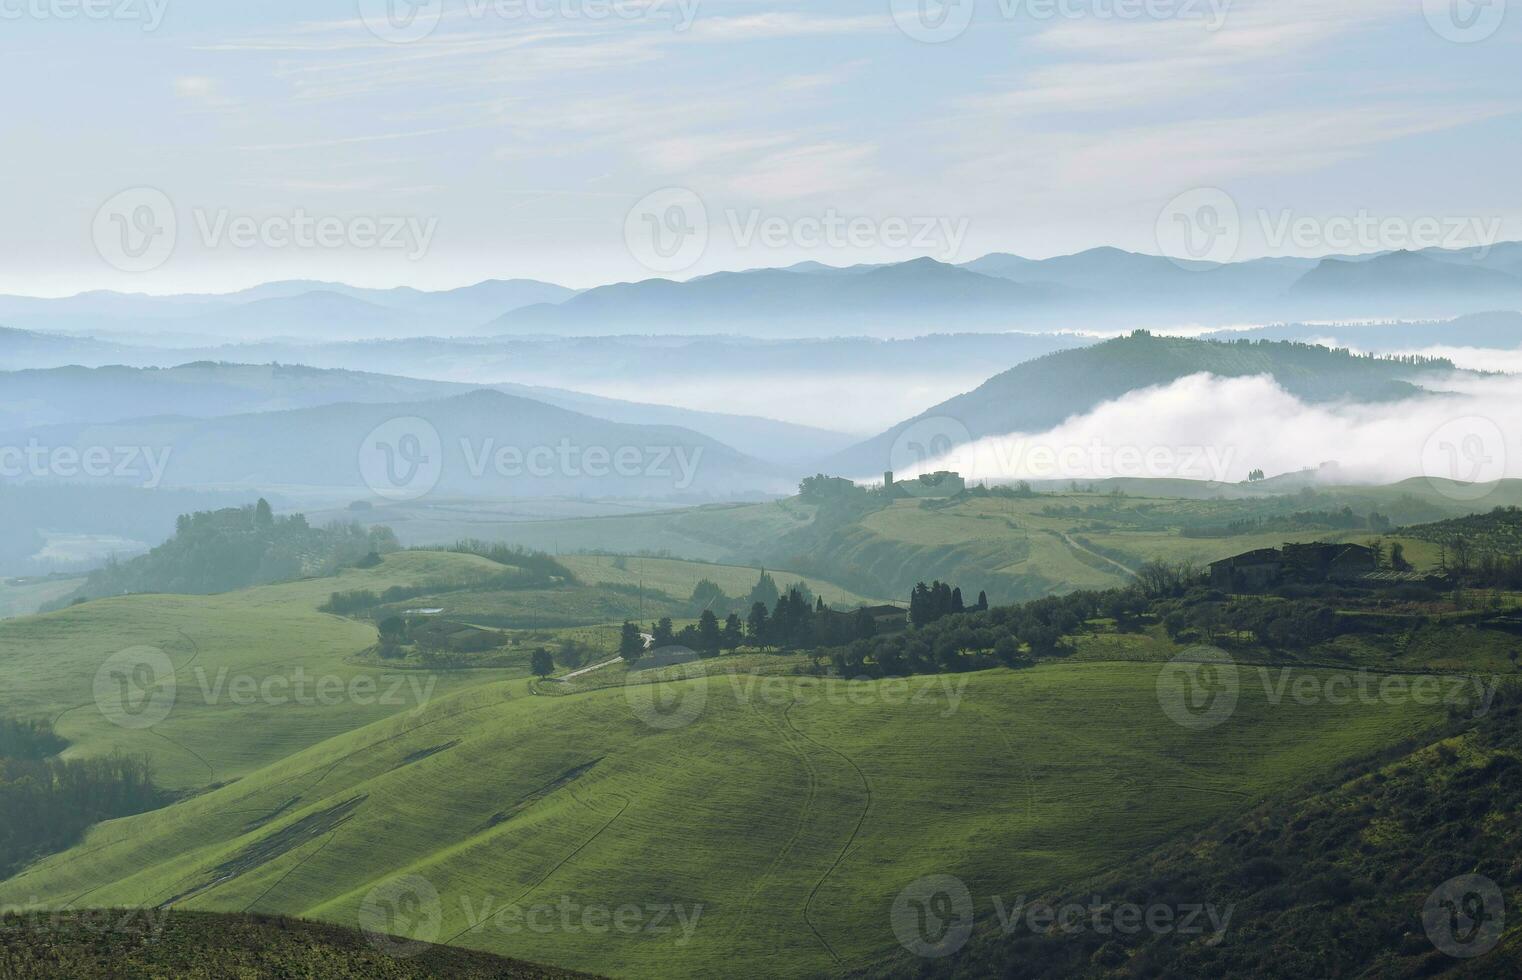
<box><xmin>3</xmin><ymin>0</ymin><xmax>1518</xmax><ymax>294</ymax></box>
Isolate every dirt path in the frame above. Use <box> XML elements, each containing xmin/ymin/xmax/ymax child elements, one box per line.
<box><xmin>1054</xmin><ymin>531</ymin><xmax>1137</xmax><ymax>578</ymax></box>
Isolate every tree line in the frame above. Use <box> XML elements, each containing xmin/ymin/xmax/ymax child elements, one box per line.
<box><xmin>0</xmin><ymin>717</ymin><xmax>163</xmax><ymax>878</ymax></box>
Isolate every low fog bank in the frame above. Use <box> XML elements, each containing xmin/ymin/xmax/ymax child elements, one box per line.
<box><xmin>902</xmin><ymin>371</ymin><xmax>1521</xmax><ymax>490</ymax></box>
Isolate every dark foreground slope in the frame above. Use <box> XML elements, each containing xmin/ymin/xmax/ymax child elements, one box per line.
<box><xmin>876</xmin><ymin>687</ymin><xmax>1522</xmax><ymax>979</ymax></box>
<box><xmin>0</xmin><ymin>910</ymin><xmax>594</xmax><ymax>979</ymax></box>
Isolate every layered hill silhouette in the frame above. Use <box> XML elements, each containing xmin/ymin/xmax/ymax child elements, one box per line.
<box><xmin>0</xmin><ymin>361</ymin><xmax>851</xmax><ymax>466</ymax></box>
<box><xmin>824</xmin><ymin>334</ymin><xmax>1457</xmax><ymax>478</ymax></box>
<box><xmin>489</xmin><ymin>257</ymin><xmax>1074</xmax><ymax>337</ymax></box>
<box><xmin>6</xmin><ymin>389</ymin><xmax>791</xmax><ymax>498</ymax></box>
<box><xmin>7</xmin><ymin>243</ymin><xmax>1520</xmax><ymax>346</ymax></box>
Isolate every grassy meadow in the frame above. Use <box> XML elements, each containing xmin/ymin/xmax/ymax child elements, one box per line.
<box><xmin>0</xmin><ymin>661</ymin><xmax>1447</xmax><ymax>978</ymax></box>
<box><xmin>0</xmin><ymin>551</ymin><xmax>521</xmax><ymax>789</ymax></box>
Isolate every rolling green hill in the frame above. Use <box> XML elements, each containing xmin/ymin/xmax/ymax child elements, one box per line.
<box><xmin>889</xmin><ymin>687</ymin><xmax>1522</xmax><ymax>979</ymax></box>
<box><xmin>346</xmin><ymin>483</ymin><xmax>1522</xmax><ymax>607</ymax></box>
<box><xmin>0</xmin><ymin>550</ymin><xmax>518</xmax><ymax>789</ymax></box>
<box><xmin>0</xmin><ymin>661</ymin><xmax>1445</xmax><ymax>978</ymax></box>
<box><xmin>827</xmin><ymin>334</ymin><xmax>1459</xmax><ymax>477</ymax></box>
<box><xmin>0</xmin><ymin>576</ymin><xmax>83</xmax><ymax>620</ymax></box>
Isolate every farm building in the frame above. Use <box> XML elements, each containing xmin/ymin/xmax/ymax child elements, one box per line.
<box><xmin>1210</xmin><ymin>542</ymin><xmax>1378</xmax><ymax>591</ymax></box>
<box><xmin>813</xmin><ymin>604</ymin><xmax>909</xmax><ymax>636</ymax></box>
<box><xmin>884</xmin><ymin>470</ymin><xmax>966</xmax><ymax>499</ymax></box>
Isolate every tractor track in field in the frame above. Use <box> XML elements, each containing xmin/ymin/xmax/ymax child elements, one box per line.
<box><xmin>783</xmin><ymin>699</ymin><xmax>872</xmax><ymax>967</ymax></box>
<box><xmin>442</xmin><ymin>787</ymin><xmax>631</xmax><ymax>946</ymax></box>
<box><xmin>968</xmin><ymin>702</ymin><xmax>1039</xmax><ymax>822</ymax></box>
<box><xmin>725</xmin><ymin>701</ymin><xmax>823</xmax><ymax>944</ymax></box>
<box><xmin>242</xmin><ymin>830</ymin><xmax>340</xmax><ymax>913</ymax></box>
<box><xmin>44</xmin><ymin>692</ymin><xmax>517</xmax><ymax>911</ymax></box>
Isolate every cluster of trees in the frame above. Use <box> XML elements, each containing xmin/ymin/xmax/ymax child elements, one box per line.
<box><xmin>440</xmin><ymin>541</ymin><xmax>575</xmax><ymax>582</ymax></box>
<box><xmin>830</xmin><ymin>590</ymin><xmax>1096</xmax><ymax>678</ymax></box>
<box><xmin>0</xmin><ymin>717</ymin><xmax>66</xmax><ymax>760</ymax></box>
<box><xmin>323</xmin><ymin>546</ymin><xmax>573</xmax><ymax>618</ymax></box>
<box><xmin>1156</xmin><ymin>591</ymin><xmax>1342</xmax><ymax>648</ymax></box>
<box><xmin>621</xmin><ymin>609</ymin><xmax>747</xmax><ymax>661</ymax></box>
<box><xmin>66</xmin><ymin>500</ymin><xmax>399</xmax><ymax>602</ymax></box>
<box><xmin>1182</xmin><ymin>507</ymin><xmax>1393</xmax><ymax>538</ymax></box>
<box><xmin>622</xmin><ymin>579</ymin><xmax>900</xmax><ymax>662</ymax></box>
<box><xmin>909</xmin><ymin>581</ymin><xmax>987</xmax><ymax>627</ymax></box>
<box><xmin>683</xmin><ymin>570</ymin><xmax>804</xmax><ymax>619</ymax></box>
<box><xmin>0</xmin><ymin>717</ymin><xmax>162</xmax><ymax>878</ymax></box>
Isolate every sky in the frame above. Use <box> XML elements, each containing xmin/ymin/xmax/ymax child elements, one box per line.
<box><xmin>2</xmin><ymin>0</ymin><xmax>1519</xmax><ymax>296</ymax></box>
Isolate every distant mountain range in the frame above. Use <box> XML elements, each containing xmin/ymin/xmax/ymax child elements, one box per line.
<box><xmin>487</xmin><ymin>257</ymin><xmax>1072</xmax><ymax>336</ymax></box>
<box><xmin>0</xmin><ymin>278</ymin><xmax>574</xmax><ymax>342</ymax></box>
<box><xmin>1210</xmin><ymin>310</ymin><xmax>1522</xmax><ymax>349</ymax></box>
<box><xmin>5</xmin><ymin>242</ymin><xmax>1520</xmax><ymax>345</ymax></box>
<box><xmin>5</xmin><ymin>389</ymin><xmax>791</xmax><ymax>500</ymax></box>
<box><xmin>0</xmin><ymin>362</ymin><xmax>851</xmax><ymax>467</ymax></box>
<box><xmin>823</xmin><ymin>333</ymin><xmax>1462</xmax><ymax>478</ymax></box>
<box><xmin>488</xmin><ymin>244</ymin><xmax>1522</xmax><ymax>338</ymax></box>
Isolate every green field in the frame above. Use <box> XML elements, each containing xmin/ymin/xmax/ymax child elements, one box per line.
<box><xmin>336</xmin><ymin>480</ymin><xmax>1519</xmax><ymax>608</ymax></box>
<box><xmin>0</xmin><ymin>661</ymin><xmax>1444</xmax><ymax>978</ymax></box>
<box><xmin>3</xmin><ymin>482</ymin><xmax>1515</xmax><ymax>978</ymax></box>
<box><xmin>0</xmin><ymin>576</ymin><xmax>85</xmax><ymax>620</ymax></box>
<box><xmin>559</xmin><ymin>554</ymin><xmax>889</xmax><ymax>608</ymax></box>
<box><xmin>0</xmin><ymin>551</ymin><xmax>520</xmax><ymax>789</ymax></box>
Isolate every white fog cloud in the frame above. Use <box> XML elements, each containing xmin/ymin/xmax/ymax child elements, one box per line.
<box><xmin>903</xmin><ymin>372</ymin><xmax>1521</xmax><ymax>488</ymax></box>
